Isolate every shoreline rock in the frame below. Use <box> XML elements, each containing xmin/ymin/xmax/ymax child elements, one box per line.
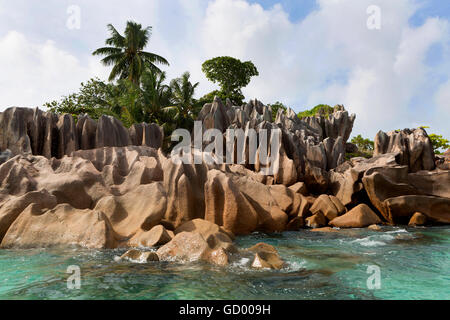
<box><xmin>0</xmin><ymin>103</ymin><xmax>448</xmax><ymax>268</ymax></box>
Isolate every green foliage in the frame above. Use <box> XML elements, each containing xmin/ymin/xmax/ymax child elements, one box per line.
<box><xmin>351</xmin><ymin>134</ymin><xmax>374</xmax><ymax>152</ymax></box>
<box><xmin>268</xmin><ymin>101</ymin><xmax>287</xmax><ymax>122</ymax></box>
<box><xmin>164</xmin><ymin>72</ymin><xmax>201</xmax><ymax>131</ymax></box>
<box><xmin>202</xmin><ymin>56</ymin><xmax>258</xmax><ymax>105</ymax></box>
<box><xmin>93</xmin><ymin>21</ymin><xmax>169</xmax><ymax>84</ymax></box>
<box><xmin>196</xmin><ymin>90</ymin><xmax>245</xmax><ymax>108</ymax></box>
<box><xmin>297</xmin><ymin>104</ymin><xmax>335</xmax><ymax>119</ymax></box>
<box><xmin>44</xmin><ymin>78</ymin><xmax>120</xmax><ymax>120</ymax></box>
<box><xmin>420</xmin><ymin>126</ymin><xmax>450</xmax><ymax>154</ymax></box>
<box><xmin>429</xmin><ymin>134</ymin><xmax>449</xmax><ymax>154</ymax></box>
<box><xmin>347</xmin><ymin>134</ymin><xmax>374</xmax><ymax>159</ymax></box>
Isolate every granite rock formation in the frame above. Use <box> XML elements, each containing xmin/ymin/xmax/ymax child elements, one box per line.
<box><xmin>0</xmin><ymin>101</ymin><xmax>448</xmax><ymax>265</ymax></box>
<box><xmin>0</xmin><ymin>107</ymin><xmax>164</xmax><ymax>160</ymax></box>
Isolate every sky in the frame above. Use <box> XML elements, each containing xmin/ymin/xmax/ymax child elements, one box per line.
<box><xmin>0</xmin><ymin>0</ymin><xmax>449</xmax><ymax>140</ymax></box>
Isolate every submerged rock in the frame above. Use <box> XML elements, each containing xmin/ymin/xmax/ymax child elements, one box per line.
<box><xmin>120</xmin><ymin>249</ymin><xmax>159</xmax><ymax>263</ymax></box>
<box><xmin>247</xmin><ymin>242</ymin><xmax>285</xmax><ymax>270</ymax></box>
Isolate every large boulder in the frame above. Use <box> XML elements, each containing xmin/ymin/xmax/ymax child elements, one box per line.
<box><xmin>128</xmin><ymin>225</ymin><xmax>173</xmax><ymax>248</ymax></box>
<box><xmin>310</xmin><ymin>194</ymin><xmax>346</xmax><ymax>221</ymax></box>
<box><xmin>1</xmin><ymin>204</ymin><xmax>117</xmax><ymax>249</ymax></box>
<box><xmin>329</xmin><ymin>153</ymin><xmax>400</xmax><ymax>206</ymax></box>
<box><xmin>94</xmin><ymin>183</ymin><xmax>167</xmax><ymax>240</ymax></box>
<box><xmin>383</xmin><ymin>195</ymin><xmax>450</xmax><ymax>224</ymax></box>
<box><xmin>156</xmin><ymin>228</ymin><xmax>236</xmax><ymax>266</ymax></box>
<box><xmin>204</xmin><ymin>170</ymin><xmax>259</xmax><ymax>235</ymax></box>
<box><xmin>0</xmin><ymin>189</ymin><xmax>57</xmax><ymax>242</ymax></box>
<box><xmin>329</xmin><ymin>204</ymin><xmax>381</xmax><ymax>228</ymax></box>
<box><xmin>246</xmin><ymin>242</ymin><xmax>285</xmax><ymax>270</ymax></box>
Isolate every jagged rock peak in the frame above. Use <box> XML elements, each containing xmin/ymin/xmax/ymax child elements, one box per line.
<box><xmin>0</xmin><ymin>107</ymin><xmax>164</xmax><ymax>161</ymax></box>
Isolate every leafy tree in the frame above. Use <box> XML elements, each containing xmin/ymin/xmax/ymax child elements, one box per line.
<box><xmin>119</xmin><ymin>70</ymin><xmax>172</xmax><ymax>127</ymax></box>
<box><xmin>268</xmin><ymin>101</ymin><xmax>287</xmax><ymax>122</ymax></box>
<box><xmin>420</xmin><ymin>126</ymin><xmax>449</xmax><ymax>154</ymax></box>
<box><xmin>429</xmin><ymin>134</ymin><xmax>450</xmax><ymax>154</ymax></box>
<box><xmin>297</xmin><ymin>104</ymin><xmax>335</xmax><ymax>119</ymax></box>
<box><xmin>201</xmin><ymin>56</ymin><xmax>258</xmax><ymax>105</ymax></box>
<box><xmin>351</xmin><ymin>134</ymin><xmax>374</xmax><ymax>152</ymax></box>
<box><xmin>93</xmin><ymin>21</ymin><xmax>169</xmax><ymax>84</ymax></box>
<box><xmin>196</xmin><ymin>90</ymin><xmax>236</xmax><ymax>108</ymax></box>
<box><xmin>44</xmin><ymin>78</ymin><xmax>120</xmax><ymax>120</ymax></box>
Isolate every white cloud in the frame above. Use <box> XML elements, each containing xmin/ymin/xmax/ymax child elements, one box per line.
<box><xmin>0</xmin><ymin>0</ymin><xmax>448</xmax><ymax>140</ymax></box>
<box><xmin>0</xmin><ymin>30</ymin><xmax>108</xmax><ymax>108</ymax></box>
<box><xmin>200</xmin><ymin>0</ymin><xmax>450</xmax><ymax>139</ymax></box>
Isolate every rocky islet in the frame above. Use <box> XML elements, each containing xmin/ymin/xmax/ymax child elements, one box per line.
<box><xmin>0</xmin><ymin>98</ymin><xmax>448</xmax><ymax>269</ymax></box>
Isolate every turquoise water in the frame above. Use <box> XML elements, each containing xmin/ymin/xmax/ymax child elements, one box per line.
<box><xmin>0</xmin><ymin>226</ymin><xmax>449</xmax><ymax>300</ymax></box>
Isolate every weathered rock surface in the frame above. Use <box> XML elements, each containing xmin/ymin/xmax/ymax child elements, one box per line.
<box><xmin>0</xmin><ymin>104</ymin><xmax>448</xmax><ymax>262</ymax></box>
<box><xmin>247</xmin><ymin>242</ymin><xmax>285</xmax><ymax>270</ymax></box>
<box><xmin>128</xmin><ymin>225</ymin><xmax>172</xmax><ymax>248</ymax></box>
<box><xmin>329</xmin><ymin>204</ymin><xmax>381</xmax><ymax>228</ymax></box>
<box><xmin>361</xmin><ymin>164</ymin><xmax>450</xmax><ymax>224</ymax></box>
<box><xmin>196</xmin><ymin>98</ymin><xmax>355</xmax><ymax>192</ymax></box>
<box><xmin>1</xmin><ymin>204</ymin><xmax>118</xmax><ymax>249</ymax></box>
<box><xmin>310</xmin><ymin>194</ymin><xmax>346</xmax><ymax>221</ymax></box>
<box><xmin>156</xmin><ymin>228</ymin><xmax>236</xmax><ymax>266</ymax></box>
<box><xmin>374</xmin><ymin>128</ymin><xmax>435</xmax><ymax>172</ymax></box>
<box><xmin>0</xmin><ymin>107</ymin><xmax>163</xmax><ymax>159</ymax></box>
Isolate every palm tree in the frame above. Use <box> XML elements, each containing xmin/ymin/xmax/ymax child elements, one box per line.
<box><xmin>93</xmin><ymin>21</ymin><xmax>169</xmax><ymax>84</ymax></box>
<box><xmin>163</xmin><ymin>72</ymin><xmax>200</xmax><ymax>128</ymax></box>
<box><xmin>118</xmin><ymin>70</ymin><xmax>172</xmax><ymax>127</ymax></box>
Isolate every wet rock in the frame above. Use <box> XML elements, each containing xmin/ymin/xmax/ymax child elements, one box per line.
<box><xmin>156</xmin><ymin>229</ymin><xmax>236</xmax><ymax>266</ymax></box>
<box><xmin>408</xmin><ymin>212</ymin><xmax>427</xmax><ymax>227</ymax></box>
<box><xmin>368</xmin><ymin>224</ymin><xmax>382</xmax><ymax>231</ymax></box>
<box><xmin>120</xmin><ymin>249</ymin><xmax>159</xmax><ymax>263</ymax></box>
<box><xmin>129</xmin><ymin>225</ymin><xmax>172</xmax><ymax>248</ymax></box>
<box><xmin>247</xmin><ymin>243</ymin><xmax>285</xmax><ymax>270</ymax></box>
<box><xmin>305</xmin><ymin>212</ymin><xmax>327</xmax><ymax>228</ymax></box>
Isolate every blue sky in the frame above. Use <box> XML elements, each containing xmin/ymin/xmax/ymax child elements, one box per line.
<box><xmin>0</xmin><ymin>0</ymin><xmax>448</xmax><ymax>140</ymax></box>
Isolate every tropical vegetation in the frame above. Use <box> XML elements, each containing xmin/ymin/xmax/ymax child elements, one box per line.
<box><xmin>201</xmin><ymin>56</ymin><xmax>259</xmax><ymax>105</ymax></box>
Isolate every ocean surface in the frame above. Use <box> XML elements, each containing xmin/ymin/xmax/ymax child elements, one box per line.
<box><xmin>0</xmin><ymin>226</ymin><xmax>449</xmax><ymax>300</ymax></box>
